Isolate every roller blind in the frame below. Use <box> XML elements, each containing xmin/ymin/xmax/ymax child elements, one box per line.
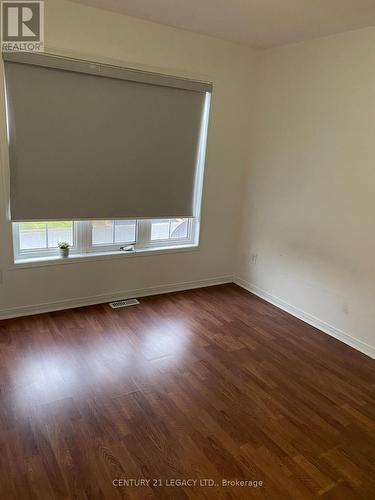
<box><xmin>3</xmin><ymin>53</ymin><xmax>211</xmax><ymax>221</ymax></box>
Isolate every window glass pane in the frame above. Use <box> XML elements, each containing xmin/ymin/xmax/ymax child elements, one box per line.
<box><xmin>47</xmin><ymin>221</ymin><xmax>73</xmax><ymax>247</ymax></box>
<box><xmin>170</xmin><ymin>218</ymin><xmax>189</xmax><ymax>239</ymax></box>
<box><xmin>15</xmin><ymin>217</ymin><xmax>195</xmax><ymax>260</ymax></box>
<box><xmin>114</xmin><ymin>220</ymin><xmax>136</xmax><ymax>243</ymax></box>
<box><xmin>92</xmin><ymin>220</ymin><xmax>114</xmax><ymax>245</ymax></box>
<box><xmin>151</xmin><ymin>219</ymin><xmax>170</xmax><ymax>240</ymax></box>
<box><xmin>19</xmin><ymin>221</ymin><xmax>47</xmax><ymax>250</ymax></box>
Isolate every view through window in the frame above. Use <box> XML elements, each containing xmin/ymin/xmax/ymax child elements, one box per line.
<box><xmin>13</xmin><ymin>218</ymin><xmax>196</xmax><ymax>260</ymax></box>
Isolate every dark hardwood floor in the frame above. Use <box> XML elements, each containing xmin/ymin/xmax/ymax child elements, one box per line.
<box><xmin>1</xmin><ymin>284</ymin><xmax>375</xmax><ymax>499</ymax></box>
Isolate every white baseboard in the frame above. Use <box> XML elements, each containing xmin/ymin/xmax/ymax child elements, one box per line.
<box><xmin>234</xmin><ymin>277</ymin><xmax>375</xmax><ymax>360</ymax></box>
<box><xmin>3</xmin><ymin>274</ymin><xmax>375</xmax><ymax>361</ymax></box>
<box><xmin>0</xmin><ymin>275</ymin><xmax>233</xmax><ymax>320</ymax></box>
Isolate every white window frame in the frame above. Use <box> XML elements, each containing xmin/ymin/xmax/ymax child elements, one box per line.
<box><xmin>87</xmin><ymin>220</ymin><xmax>137</xmax><ymax>253</ymax></box>
<box><xmin>12</xmin><ymin>218</ymin><xmax>198</xmax><ymax>262</ymax></box>
<box><xmin>12</xmin><ymin>221</ymin><xmax>79</xmax><ymax>261</ymax></box>
<box><xmin>11</xmin><ymin>89</ymin><xmax>210</xmax><ymax>264</ymax></box>
<box><xmin>137</xmin><ymin>218</ymin><xmax>196</xmax><ymax>249</ymax></box>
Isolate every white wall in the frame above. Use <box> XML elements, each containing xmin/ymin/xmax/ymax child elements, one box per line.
<box><xmin>0</xmin><ymin>0</ymin><xmax>257</xmax><ymax>316</ymax></box>
<box><xmin>236</xmin><ymin>27</ymin><xmax>375</xmax><ymax>357</ymax></box>
<box><xmin>2</xmin><ymin>2</ymin><xmax>375</xmax><ymax>361</ymax></box>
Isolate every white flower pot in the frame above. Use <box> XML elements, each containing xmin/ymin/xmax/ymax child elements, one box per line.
<box><xmin>59</xmin><ymin>247</ymin><xmax>70</xmax><ymax>258</ymax></box>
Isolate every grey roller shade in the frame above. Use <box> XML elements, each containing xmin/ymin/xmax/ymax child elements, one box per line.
<box><xmin>3</xmin><ymin>53</ymin><xmax>211</xmax><ymax>221</ymax></box>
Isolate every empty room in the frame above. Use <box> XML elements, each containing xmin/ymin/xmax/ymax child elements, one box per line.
<box><xmin>1</xmin><ymin>0</ymin><xmax>375</xmax><ymax>498</ymax></box>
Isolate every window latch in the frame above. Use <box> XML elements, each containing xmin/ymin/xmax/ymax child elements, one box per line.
<box><xmin>120</xmin><ymin>245</ymin><xmax>135</xmax><ymax>252</ymax></box>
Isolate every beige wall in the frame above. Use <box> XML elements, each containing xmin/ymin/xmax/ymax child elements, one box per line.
<box><xmin>0</xmin><ymin>0</ymin><xmax>257</xmax><ymax>316</ymax></box>
<box><xmin>236</xmin><ymin>27</ymin><xmax>375</xmax><ymax>356</ymax></box>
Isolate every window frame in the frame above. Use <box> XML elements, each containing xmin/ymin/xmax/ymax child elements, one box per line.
<box><xmin>8</xmin><ymin>87</ymin><xmax>210</xmax><ymax>265</ymax></box>
<box><xmin>139</xmin><ymin>218</ymin><xmax>195</xmax><ymax>249</ymax></box>
<box><xmin>12</xmin><ymin>221</ymin><xmax>78</xmax><ymax>261</ymax></box>
<box><xmin>88</xmin><ymin>220</ymin><xmax>137</xmax><ymax>253</ymax></box>
<box><xmin>12</xmin><ymin>218</ymin><xmax>198</xmax><ymax>262</ymax></box>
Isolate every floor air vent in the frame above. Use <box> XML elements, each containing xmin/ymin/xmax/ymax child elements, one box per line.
<box><xmin>109</xmin><ymin>298</ymin><xmax>140</xmax><ymax>309</ymax></box>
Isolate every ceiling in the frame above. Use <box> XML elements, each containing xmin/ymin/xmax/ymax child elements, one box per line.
<box><xmin>68</xmin><ymin>0</ymin><xmax>375</xmax><ymax>48</ymax></box>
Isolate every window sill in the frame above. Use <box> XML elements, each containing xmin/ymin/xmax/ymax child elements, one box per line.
<box><xmin>9</xmin><ymin>244</ymin><xmax>199</xmax><ymax>270</ymax></box>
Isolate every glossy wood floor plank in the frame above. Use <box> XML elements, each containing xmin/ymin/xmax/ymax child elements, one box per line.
<box><xmin>1</xmin><ymin>284</ymin><xmax>375</xmax><ymax>499</ymax></box>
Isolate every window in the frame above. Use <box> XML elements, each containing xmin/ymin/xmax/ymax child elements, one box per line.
<box><xmin>18</xmin><ymin>221</ymin><xmax>74</xmax><ymax>250</ymax></box>
<box><xmin>12</xmin><ymin>218</ymin><xmax>197</xmax><ymax>262</ymax></box>
<box><xmin>92</xmin><ymin>220</ymin><xmax>136</xmax><ymax>246</ymax></box>
<box><xmin>5</xmin><ymin>56</ymin><xmax>210</xmax><ymax>265</ymax></box>
<box><xmin>150</xmin><ymin>219</ymin><xmax>189</xmax><ymax>241</ymax></box>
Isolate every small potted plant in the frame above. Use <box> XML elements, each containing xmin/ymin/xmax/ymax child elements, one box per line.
<box><xmin>58</xmin><ymin>242</ymin><xmax>70</xmax><ymax>258</ymax></box>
